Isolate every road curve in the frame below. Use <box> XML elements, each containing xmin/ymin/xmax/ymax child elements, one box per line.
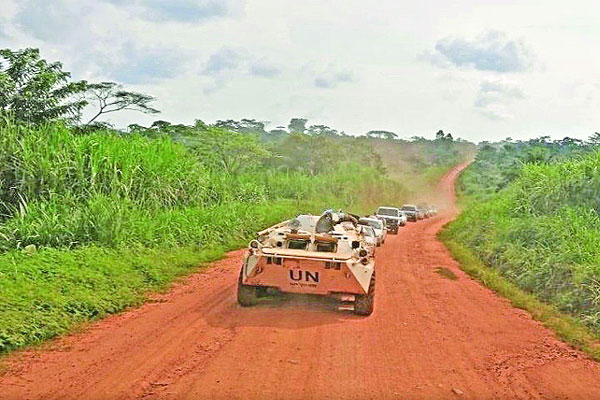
<box><xmin>3</xmin><ymin>163</ymin><xmax>600</xmax><ymax>400</ymax></box>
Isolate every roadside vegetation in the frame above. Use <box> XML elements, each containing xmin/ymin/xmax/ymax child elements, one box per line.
<box><xmin>0</xmin><ymin>48</ymin><xmax>474</xmax><ymax>354</ymax></box>
<box><xmin>443</xmin><ymin>135</ymin><xmax>600</xmax><ymax>350</ymax></box>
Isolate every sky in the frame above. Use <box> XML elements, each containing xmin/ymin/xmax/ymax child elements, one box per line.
<box><xmin>0</xmin><ymin>0</ymin><xmax>599</xmax><ymax>142</ymax></box>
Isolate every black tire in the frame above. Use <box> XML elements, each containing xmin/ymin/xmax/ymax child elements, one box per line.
<box><xmin>237</xmin><ymin>266</ymin><xmax>259</xmax><ymax>306</ymax></box>
<box><xmin>354</xmin><ymin>272</ymin><xmax>375</xmax><ymax>316</ymax></box>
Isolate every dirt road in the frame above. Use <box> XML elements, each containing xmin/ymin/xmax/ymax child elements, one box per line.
<box><xmin>3</xmin><ymin>163</ymin><xmax>600</xmax><ymax>400</ymax></box>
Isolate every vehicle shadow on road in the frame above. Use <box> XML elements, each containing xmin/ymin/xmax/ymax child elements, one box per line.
<box><xmin>205</xmin><ymin>293</ymin><xmax>366</xmax><ymax>330</ymax></box>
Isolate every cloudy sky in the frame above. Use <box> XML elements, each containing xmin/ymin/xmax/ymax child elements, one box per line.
<box><xmin>1</xmin><ymin>0</ymin><xmax>599</xmax><ymax>141</ymax></box>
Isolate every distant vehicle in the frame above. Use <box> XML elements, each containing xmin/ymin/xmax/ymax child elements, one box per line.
<box><xmin>375</xmin><ymin>206</ymin><xmax>403</xmax><ymax>234</ymax></box>
<box><xmin>398</xmin><ymin>211</ymin><xmax>408</xmax><ymax>226</ymax></box>
<box><xmin>400</xmin><ymin>204</ymin><xmax>419</xmax><ymax>222</ymax></box>
<box><xmin>359</xmin><ymin>217</ymin><xmax>386</xmax><ymax>246</ymax></box>
<box><xmin>416</xmin><ymin>204</ymin><xmax>428</xmax><ymax>219</ymax></box>
<box><xmin>421</xmin><ymin>203</ymin><xmax>434</xmax><ymax>218</ymax></box>
<box><xmin>238</xmin><ymin>210</ymin><xmax>376</xmax><ymax>315</ymax></box>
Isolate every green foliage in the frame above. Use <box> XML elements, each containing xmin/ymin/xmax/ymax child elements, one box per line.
<box><xmin>435</xmin><ymin>129</ymin><xmax>453</xmax><ymax>141</ymax></box>
<box><xmin>0</xmin><ymin>48</ymin><xmax>87</xmax><ymax>123</ymax></box>
<box><xmin>0</xmin><ymin>119</ymin><xmax>206</xmax><ymax>219</ymax></box>
<box><xmin>0</xmin><ymin>48</ymin><xmax>160</xmax><ymax>127</ymax></box>
<box><xmin>288</xmin><ymin>117</ymin><xmax>307</xmax><ymax>134</ymax></box>
<box><xmin>447</xmin><ymin>148</ymin><xmax>600</xmax><ymax>335</ymax></box>
<box><xmin>184</xmin><ymin>126</ymin><xmax>271</xmax><ymax>176</ymax></box>
<box><xmin>458</xmin><ymin>137</ymin><xmax>593</xmax><ymax>203</ymax></box>
<box><xmin>0</xmin><ymin>246</ymin><xmax>211</xmax><ymax>352</ymax></box>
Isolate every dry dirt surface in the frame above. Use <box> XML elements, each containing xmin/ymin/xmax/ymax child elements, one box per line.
<box><xmin>3</xmin><ymin>163</ymin><xmax>600</xmax><ymax>400</ymax></box>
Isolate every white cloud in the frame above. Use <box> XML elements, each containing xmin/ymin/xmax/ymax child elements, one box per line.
<box><xmin>201</xmin><ymin>48</ymin><xmax>282</xmax><ymax>93</ymax></box>
<box><xmin>427</xmin><ymin>31</ymin><xmax>534</xmax><ymax>73</ymax></box>
<box><xmin>100</xmin><ymin>0</ymin><xmax>245</xmax><ymax>23</ymax></box>
<box><xmin>249</xmin><ymin>58</ymin><xmax>281</xmax><ymax>78</ymax></box>
<box><xmin>312</xmin><ymin>66</ymin><xmax>355</xmax><ymax>89</ymax></box>
<box><xmin>203</xmin><ymin>47</ymin><xmax>244</xmax><ymax>75</ymax></box>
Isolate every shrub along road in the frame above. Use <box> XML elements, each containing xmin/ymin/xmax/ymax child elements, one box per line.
<box><xmin>2</xmin><ymin>163</ymin><xmax>600</xmax><ymax>399</ymax></box>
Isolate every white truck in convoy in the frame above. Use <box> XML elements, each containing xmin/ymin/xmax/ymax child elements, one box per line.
<box><xmin>374</xmin><ymin>206</ymin><xmax>404</xmax><ymax>234</ymax></box>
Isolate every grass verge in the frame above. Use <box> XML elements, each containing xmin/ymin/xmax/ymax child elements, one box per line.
<box><xmin>0</xmin><ymin>245</ymin><xmax>225</xmax><ymax>355</ymax></box>
<box><xmin>439</xmin><ymin>233</ymin><xmax>600</xmax><ymax>361</ymax></box>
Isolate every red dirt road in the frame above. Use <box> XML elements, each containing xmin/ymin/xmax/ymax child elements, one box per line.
<box><xmin>3</xmin><ymin>163</ymin><xmax>600</xmax><ymax>400</ymax></box>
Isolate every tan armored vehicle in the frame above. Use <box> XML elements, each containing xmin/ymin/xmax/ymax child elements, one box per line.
<box><xmin>237</xmin><ymin>211</ymin><xmax>376</xmax><ymax>315</ymax></box>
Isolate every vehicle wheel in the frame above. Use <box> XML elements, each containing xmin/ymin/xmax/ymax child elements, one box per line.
<box><xmin>237</xmin><ymin>266</ymin><xmax>259</xmax><ymax>306</ymax></box>
<box><xmin>354</xmin><ymin>272</ymin><xmax>375</xmax><ymax>316</ymax></box>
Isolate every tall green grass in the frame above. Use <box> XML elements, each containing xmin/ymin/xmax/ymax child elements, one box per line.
<box><xmin>446</xmin><ymin>149</ymin><xmax>600</xmax><ymax>334</ymax></box>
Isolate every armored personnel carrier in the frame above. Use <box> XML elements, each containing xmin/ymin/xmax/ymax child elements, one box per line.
<box><xmin>237</xmin><ymin>211</ymin><xmax>376</xmax><ymax>315</ymax></box>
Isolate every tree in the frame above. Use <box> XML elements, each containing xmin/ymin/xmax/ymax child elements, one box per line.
<box><xmin>84</xmin><ymin>82</ymin><xmax>159</xmax><ymax>125</ymax></box>
<box><xmin>191</xmin><ymin>127</ymin><xmax>270</xmax><ymax>175</ymax></box>
<box><xmin>307</xmin><ymin>124</ymin><xmax>339</xmax><ymax>137</ymax></box>
<box><xmin>0</xmin><ymin>48</ymin><xmax>87</xmax><ymax>123</ymax></box>
<box><xmin>194</xmin><ymin>119</ymin><xmax>208</xmax><ymax>130</ymax></box>
<box><xmin>288</xmin><ymin>118</ymin><xmax>307</xmax><ymax>134</ymax></box>
<box><xmin>127</xmin><ymin>123</ymin><xmax>147</xmax><ymax>134</ymax></box>
<box><xmin>556</xmin><ymin>137</ymin><xmax>583</xmax><ymax>147</ymax></box>
<box><xmin>149</xmin><ymin>120</ymin><xmax>174</xmax><ymax>132</ymax></box>
<box><xmin>587</xmin><ymin>132</ymin><xmax>600</xmax><ymax>146</ymax></box>
<box><xmin>213</xmin><ymin>118</ymin><xmax>267</xmax><ymax>134</ymax></box>
<box><xmin>268</xmin><ymin>126</ymin><xmax>288</xmax><ymax>141</ymax></box>
<box><xmin>435</xmin><ymin>130</ymin><xmax>445</xmax><ymax>140</ymax></box>
<box><xmin>366</xmin><ymin>130</ymin><xmax>397</xmax><ymax>140</ymax></box>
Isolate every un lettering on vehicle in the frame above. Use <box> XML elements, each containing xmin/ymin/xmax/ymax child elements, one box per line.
<box><xmin>288</xmin><ymin>270</ymin><xmax>319</xmax><ymax>288</ymax></box>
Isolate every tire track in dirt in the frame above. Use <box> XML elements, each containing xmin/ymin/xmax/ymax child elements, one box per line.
<box><xmin>2</xmin><ymin>163</ymin><xmax>600</xmax><ymax>399</ymax></box>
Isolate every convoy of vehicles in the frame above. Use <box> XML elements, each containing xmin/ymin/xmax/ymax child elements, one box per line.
<box><xmin>237</xmin><ymin>204</ymin><xmax>438</xmax><ymax>315</ymax></box>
